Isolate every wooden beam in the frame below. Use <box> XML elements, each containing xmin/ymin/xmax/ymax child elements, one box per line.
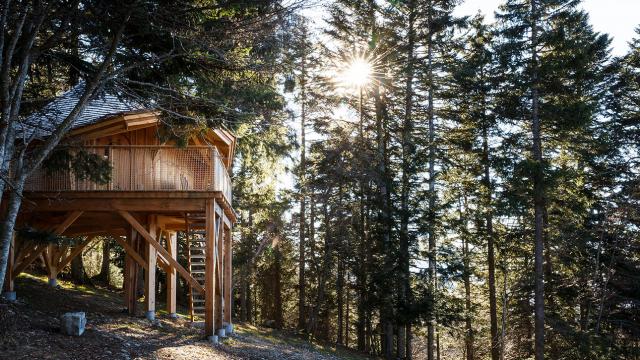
<box><xmin>13</xmin><ymin>244</ymin><xmax>48</xmax><ymax>276</ymax></box>
<box><xmin>77</xmin><ymin>123</ymin><xmax>127</xmax><ymax>140</ymax></box>
<box><xmin>156</xmin><ymin>252</ymin><xmax>170</xmax><ymax>273</ymax></box>
<box><xmin>215</xmin><ymin>217</ymin><xmax>223</xmax><ymax>330</ymax></box>
<box><xmin>123</xmin><ymin>111</ymin><xmax>160</xmax><ymax>121</ymax></box>
<box><xmin>57</xmin><ymin>237</ymin><xmax>96</xmax><ymax>271</ymax></box>
<box><xmin>26</xmin><ymin>198</ymin><xmax>207</xmax><ymax>212</ymax></box>
<box><xmin>118</xmin><ymin>210</ymin><xmax>204</xmax><ymax>294</ymax></box>
<box><xmin>13</xmin><ymin>240</ymin><xmax>33</xmax><ymax>269</ymax></box>
<box><xmin>222</xmin><ymin>213</ymin><xmax>232</xmax><ymax>229</ymax></box>
<box><xmin>43</xmin><ymin>211</ymin><xmax>84</xmax><ymax>283</ymax></box>
<box><xmin>166</xmin><ymin>231</ymin><xmax>177</xmax><ymax>316</ymax></box>
<box><xmin>217</xmin><ymin>217</ymin><xmax>223</xmax><ymax>289</ymax></box>
<box><xmin>68</xmin><ymin>115</ymin><xmax>125</xmax><ymax>136</ymax></box>
<box><xmin>45</xmin><ymin>244</ymin><xmax>57</xmax><ymax>283</ymax></box>
<box><xmin>113</xmin><ymin>235</ymin><xmax>148</xmax><ymax>270</ymax></box>
<box><xmin>223</xmin><ymin>218</ymin><xmax>232</xmax><ymax>325</ymax></box>
<box><xmin>124</xmin><ymin>228</ymin><xmax>139</xmax><ymax>315</ymax></box>
<box><xmin>125</xmin><ymin>115</ymin><xmax>158</xmax><ymax>129</ymax></box>
<box><xmin>53</xmin><ymin>211</ymin><xmax>84</xmax><ymax>235</ymax></box>
<box><xmin>145</xmin><ymin>216</ymin><xmax>157</xmax><ymax>318</ymax></box>
<box><xmin>25</xmin><ymin>191</ymin><xmax>221</xmax><ymax>199</ymax></box>
<box><xmin>205</xmin><ymin>199</ymin><xmax>217</xmax><ymax>337</ymax></box>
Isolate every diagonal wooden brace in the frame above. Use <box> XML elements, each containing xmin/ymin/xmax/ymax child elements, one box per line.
<box><xmin>118</xmin><ymin>210</ymin><xmax>205</xmax><ymax>294</ymax></box>
<box><xmin>112</xmin><ymin>236</ymin><xmax>148</xmax><ymax>271</ymax></box>
<box><xmin>56</xmin><ymin>237</ymin><xmax>96</xmax><ymax>271</ymax></box>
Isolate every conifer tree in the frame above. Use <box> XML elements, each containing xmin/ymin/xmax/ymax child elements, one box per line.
<box><xmin>495</xmin><ymin>1</ymin><xmax>613</xmax><ymax>357</ymax></box>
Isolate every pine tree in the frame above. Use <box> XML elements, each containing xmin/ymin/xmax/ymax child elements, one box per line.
<box><xmin>495</xmin><ymin>1</ymin><xmax>613</xmax><ymax>357</ymax></box>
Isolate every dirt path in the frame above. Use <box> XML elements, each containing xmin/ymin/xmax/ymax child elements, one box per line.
<box><xmin>0</xmin><ymin>274</ymin><xmax>367</xmax><ymax>360</ymax></box>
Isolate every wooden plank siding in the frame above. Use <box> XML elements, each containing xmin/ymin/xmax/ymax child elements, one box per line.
<box><xmin>23</xmin><ymin>146</ymin><xmax>232</xmax><ymax>206</ymax></box>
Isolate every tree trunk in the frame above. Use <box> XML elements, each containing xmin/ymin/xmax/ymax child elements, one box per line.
<box><xmin>0</xmin><ymin>166</ymin><xmax>26</xmax><ymax>294</ymax></box>
<box><xmin>0</xmin><ymin>15</ymin><xmax>130</xmax><ymax>293</ymax></box>
<box><xmin>406</xmin><ymin>324</ymin><xmax>413</xmax><ymax>360</ymax></box>
<box><xmin>298</xmin><ymin>30</ymin><xmax>307</xmax><ymax>330</ymax></box>
<box><xmin>307</xmin><ymin>196</ymin><xmax>333</xmax><ymax>336</ymax></box>
<box><xmin>346</xmin><ymin>273</ymin><xmax>350</xmax><ymax>348</ymax></box>
<box><xmin>483</xmin><ymin>126</ymin><xmax>500</xmax><ymax>360</ymax></box>
<box><xmin>530</xmin><ymin>1</ymin><xmax>545</xmax><ymax>359</ymax></box>
<box><xmin>425</xmin><ymin>1</ymin><xmax>437</xmax><ymax>358</ymax></box>
<box><xmin>99</xmin><ymin>238</ymin><xmax>111</xmax><ymax>284</ymax></box>
<box><xmin>274</xmin><ymin>242</ymin><xmax>283</xmax><ymax>329</ymax></box>
<box><xmin>71</xmin><ymin>252</ymin><xmax>86</xmax><ymax>284</ymax></box>
<box><xmin>373</xmin><ymin>71</ymin><xmax>394</xmax><ymax>360</ymax></box>
<box><xmin>501</xmin><ymin>267</ymin><xmax>508</xmax><ymax>360</ymax></box>
<box><xmin>399</xmin><ymin>2</ymin><xmax>416</xmax><ymax>359</ymax></box>
<box><xmin>240</xmin><ymin>270</ymin><xmax>248</xmax><ymax>322</ymax></box>
<box><xmin>337</xmin><ymin>257</ymin><xmax>344</xmax><ymax>345</ymax></box>
<box><xmin>463</xmin><ymin>235</ymin><xmax>474</xmax><ymax>360</ymax></box>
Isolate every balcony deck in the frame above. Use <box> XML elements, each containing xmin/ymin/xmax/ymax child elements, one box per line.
<box><xmin>24</xmin><ymin>145</ymin><xmax>232</xmax><ymax>207</ymax></box>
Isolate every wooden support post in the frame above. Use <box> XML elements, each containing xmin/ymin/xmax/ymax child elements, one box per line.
<box><xmin>2</xmin><ymin>233</ymin><xmax>16</xmax><ymax>301</ymax></box>
<box><xmin>123</xmin><ymin>228</ymin><xmax>139</xmax><ymax>315</ymax></box>
<box><xmin>46</xmin><ymin>244</ymin><xmax>58</xmax><ymax>286</ymax></box>
<box><xmin>215</xmin><ymin>218</ymin><xmax>223</xmax><ymax>332</ymax></box>
<box><xmin>131</xmin><ymin>230</ymin><xmax>141</xmax><ymax>314</ymax></box>
<box><xmin>223</xmin><ymin>220</ymin><xmax>232</xmax><ymax>330</ymax></box>
<box><xmin>123</xmin><ymin>234</ymin><xmax>131</xmax><ymax>313</ymax></box>
<box><xmin>145</xmin><ymin>215</ymin><xmax>157</xmax><ymax>321</ymax></box>
<box><xmin>166</xmin><ymin>231</ymin><xmax>177</xmax><ymax>318</ymax></box>
<box><xmin>205</xmin><ymin>199</ymin><xmax>217</xmax><ymax>337</ymax></box>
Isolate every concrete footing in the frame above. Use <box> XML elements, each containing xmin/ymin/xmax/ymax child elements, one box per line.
<box><xmin>145</xmin><ymin>311</ymin><xmax>155</xmax><ymax>321</ymax></box>
<box><xmin>2</xmin><ymin>291</ymin><xmax>16</xmax><ymax>302</ymax></box>
<box><xmin>217</xmin><ymin>328</ymin><xmax>226</xmax><ymax>338</ymax></box>
<box><xmin>48</xmin><ymin>278</ymin><xmax>58</xmax><ymax>287</ymax></box>
<box><xmin>60</xmin><ymin>312</ymin><xmax>86</xmax><ymax>336</ymax></box>
<box><xmin>168</xmin><ymin>312</ymin><xmax>178</xmax><ymax>319</ymax></box>
<box><xmin>224</xmin><ymin>323</ymin><xmax>233</xmax><ymax>335</ymax></box>
<box><xmin>208</xmin><ymin>335</ymin><xmax>219</xmax><ymax>344</ymax></box>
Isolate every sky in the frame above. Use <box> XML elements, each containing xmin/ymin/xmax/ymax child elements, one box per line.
<box><xmin>454</xmin><ymin>0</ymin><xmax>640</xmax><ymax>56</ymax></box>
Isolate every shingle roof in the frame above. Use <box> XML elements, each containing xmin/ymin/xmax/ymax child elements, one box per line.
<box><xmin>22</xmin><ymin>82</ymin><xmax>148</xmax><ymax>138</ymax></box>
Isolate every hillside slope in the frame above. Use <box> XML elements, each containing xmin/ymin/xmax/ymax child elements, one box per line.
<box><xmin>0</xmin><ymin>274</ymin><xmax>369</xmax><ymax>360</ymax></box>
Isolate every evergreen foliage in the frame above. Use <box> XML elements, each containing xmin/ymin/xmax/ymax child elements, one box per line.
<box><xmin>0</xmin><ymin>1</ymin><xmax>639</xmax><ymax>359</ymax></box>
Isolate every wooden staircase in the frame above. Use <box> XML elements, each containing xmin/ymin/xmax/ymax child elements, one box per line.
<box><xmin>186</xmin><ymin>213</ymin><xmax>207</xmax><ymax>320</ymax></box>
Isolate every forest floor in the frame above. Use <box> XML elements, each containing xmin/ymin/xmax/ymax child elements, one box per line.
<box><xmin>0</xmin><ymin>273</ymin><xmax>370</xmax><ymax>360</ymax></box>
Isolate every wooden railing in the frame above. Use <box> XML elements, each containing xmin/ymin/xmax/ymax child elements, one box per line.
<box><xmin>24</xmin><ymin>145</ymin><xmax>232</xmax><ymax>205</ymax></box>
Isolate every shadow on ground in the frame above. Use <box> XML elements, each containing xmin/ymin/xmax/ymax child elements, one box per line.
<box><xmin>0</xmin><ymin>274</ymin><xmax>369</xmax><ymax>360</ymax></box>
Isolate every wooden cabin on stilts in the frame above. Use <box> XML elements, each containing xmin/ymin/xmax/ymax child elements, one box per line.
<box><xmin>1</xmin><ymin>84</ymin><xmax>236</xmax><ymax>341</ymax></box>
